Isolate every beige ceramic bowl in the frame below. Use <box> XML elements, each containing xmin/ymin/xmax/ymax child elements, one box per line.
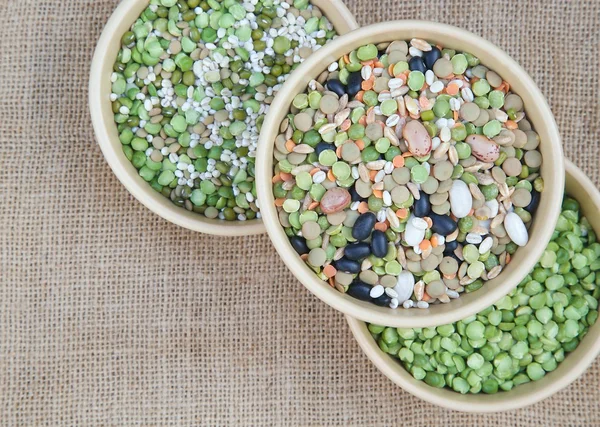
<box><xmin>347</xmin><ymin>160</ymin><xmax>600</xmax><ymax>412</ymax></box>
<box><xmin>256</xmin><ymin>21</ymin><xmax>564</xmax><ymax>326</ymax></box>
<box><xmin>89</xmin><ymin>0</ymin><xmax>358</xmax><ymax>236</ymax></box>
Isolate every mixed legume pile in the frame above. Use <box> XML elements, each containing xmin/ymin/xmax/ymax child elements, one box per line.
<box><xmin>111</xmin><ymin>0</ymin><xmax>336</xmax><ymax>220</ymax></box>
<box><xmin>369</xmin><ymin>197</ymin><xmax>600</xmax><ymax>394</ymax></box>
<box><xmin>273</xmin><ymin>39</ymin><xmax>543</xmax><ymax>309</ymax></box>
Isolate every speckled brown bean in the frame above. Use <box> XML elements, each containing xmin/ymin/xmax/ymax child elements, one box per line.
<box><xmin>403</xmin><ymin>120</ymin><xmax>432</xmax><ymax>156</ymax></box>
<box><xmin>466</xmin><ymin>134</ymin><xmax>500</xmax><ymax>162</ymax></box>
<box><xmin>320</xmin><ymin>187</ymin><xmax>351</xmax><ymax>214</ymax></box>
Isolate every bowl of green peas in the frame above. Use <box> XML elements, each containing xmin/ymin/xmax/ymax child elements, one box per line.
<box><xmin>347</xmin><ymin>160</ymin><xmax>600</xmax><ymax>412</ymax></box>
<box><xmin>90</xmin><ymin>0</ymin><xmax>358</xmax><ymax>235</ymax></box>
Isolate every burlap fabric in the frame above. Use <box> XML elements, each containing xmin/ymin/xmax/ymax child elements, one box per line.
<box><xmin>1</xmin><ymin>0</ymin><xmax>599</xmax><ymax>425</ymax></box>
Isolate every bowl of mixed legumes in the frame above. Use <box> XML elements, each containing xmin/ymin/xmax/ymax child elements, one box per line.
<box><xmin>256</xmin><ymin>21</ymin><xmax>564</xmax><ymax>326</ymax></box>
<box><xmin>347</xmin><ymin>160</ymin><xmax>600</xmax><ymax>412</ymax></box>
<box><xmin>89</xmin><ymin>0</ymin><xmax>358</xmax><ymax>236</ymax></box>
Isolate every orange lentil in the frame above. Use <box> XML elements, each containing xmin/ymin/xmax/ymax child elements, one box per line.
<box><xmin>422</xmin><ymin>292</ymin><xmax>432</xmax><ymax>302</ymax></box>
<box><xmin>409</xmin><ymin>113</ymin><xmax>420</xmax><ymax>120</ymax></box>
<box><xmin>468</xmin><ymin>208</ymin><xmax>475</xmax><ymax>216</ymax></box>
<box><xmin>446</xmin><ymin>83</ymin><xmax>459</xmax><ymax>96</ymax></box>
<box><xmin>280</xmin><ymin>172</ymin><xmax>292</xmax><ymax>181</ymax></box>
<box><xmin>505</xmin><ymin>120</ymin><xmax>518</xmax><ymax>130</ymax></box>
<box><xmin>323</xmin><ymin>264</ymin><xmax>337</xmax><ymax>278</ymax></box>
<box><xmin>374</xmin><ymin>61</ymin><xmax>384</xmax><ymax>68</ymax></box>
<box><xmin>419</xmin><ymin>96</ymin><xmax>431</xmax><ymax>109</ymax></box>
<box><xmin>358</xmin><ymin>202</ymin><xmax>369</xmax><ymax>214</ymax></box>
<box><xmin>309</xmin><ymin>168</ymin><xmax>320</xmax><ymax>176</ymax></box>
<box><xmin>308</xmin><ymin>201</ymin><xmax>319</xmax><ymax>210</ymax></box>
<box><xmin>361</xmin><ymin>60</ymin><xmax>374</xmax><ymax>66</ymax></box>
<box><xmin>300</xmin><ymin>253</ymin><xmax>309</xmax><ymax>261</ymax></box>
<box><xmin>356</xmin><ymin>139</ymin><xmax>365</xmax><ymax>150</ymax></box>
<box><xmin>372</xmin><ymin>189</ymin><xmax>383</xmax><ymax>199</ymax></box>
<box><xmin>396</xmin><ymin>208</ymin><xmax>409</xmax><ymax>219</ymax></box>
<box><xmin>340</xmin><ymin>119</ymin><xmax>351</xmax><ymax>131</ymax></box>
<box><xmin>419</xmin><ymin>239</ymin><xmax>432</xmax><ymax>251</ymax></box>
<box><xmin>443</xmin><ymin>273</ymin><xmax>457</xmax><ymax>280</ymax></box>
<box><xmin>369</xmin><ymin>170</ymin><xmax>378</xmax><ymax>181</ymax></box>
<box><xmin>430</xmin><ymin>235</ymin><xmax>439</xmax><ymax>248</ymax></box>
<box><xmin>503</xmin><ymin>81</ymin><xmax>510</xmax><ymax>92</ymax></box>
<box><xmin>355</xmin><ymin>91</ymin><xmax>365</xmax><ymax>102</ymax></box>
<box><xmin>506</xmin><ymin>254</ymin><xmax>511</xmax><ymax>265</ymax></box>
<box><xmin>361</xmin><ymin>78</ymin><xmax>374</xmax><ymax>91</ymax></box>
<box><xmin>274</xmin><ymin>198</ymin><xmax>286</xmax><ymax>207</ymax></box>
<box><xmin>471</xmin><ymin>76</ymin><xmax>480</xmax><ymax>83</ymax></box>
<box><xmin>336</xmin><ymin>145</ymin><xmax>343</xmax><ymax>158</ymax></box>
<box><xmin>285</xmin><ymin>139</ymin><xmax>296</xmax><ymax>152</ymax></box>
<box><xmin>328</xmin><ymin>277</ymin><xmax>335</xmax><ymax>288</ymax></box>
<box><xmin>453</xmin><ymin>110</ymin><xmax>459</xmax><ymax>121</ymax></box>
<box><xmin>374</xmin><ymin>222</ymin><xmax>388</xmax><ymax>232</ymax></box>
<box><xmin>392</xmin><ymin>155</ymin><xmax>405</xmax><ymax>168</ymax></box>
<box><xmin>327</xmin><ymin>170</ymin><xmax>336</xmax><ymax>182</ymax></box>
<box><xmin>272</xmin><ymin>173</ymin><xmax>282</xmax><ymax>183</ymax></box>
<box><xmin>359</xmin><ymin>115</ymin><xmax>367</xmax><ymax>126</ymax></box>
<box><xmin>388</xmin><ymin>64</ymin><xmax>395</xmax><ymax>76</ymax></box>
<box><xmin>402</xmin><ymin>152</ymin><xmax>414</xmax><ymax>158</ymax></box>
<box><xmin>343</xmin><ymin>54</ymin><xmax>350</xmax><ymax>64</ymax></box>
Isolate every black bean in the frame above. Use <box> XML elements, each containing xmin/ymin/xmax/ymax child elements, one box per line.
<box><xmin>524</xmin><ymin>189</ymin><xmax>540</xmax><ymax>214</ymax></box>
<box><xmin>423</xmin><ymin>47</ymin><xmax>441</xmax><ymax>70</ymax></box>
<box><xmin>372</xmin><ymin>294</ymin><xmax>393</xmax><ymax>307</ymax></box>
<box><xmin>430</xmin><ymin>213</ymin><xmax>458</xmax><ymax>236</ymax></box>
<box><xmin>334</xmin><ymin>257</ymin><xmax>361</xmax><ymax>274</ymax></box>
<box><xmin>371</xmin><ymin>230</ymin><xmax>388</xmax><ymax>258</ymax></box>
<box><xmin>346</xmin><ymin>280</ymin><xmax>372</xmax><ymax>301</ymax></box>
<box><xmin>290</xmin><ymin>236</ymin><xmax>309</xmax><ymax>255</ymax></box>
<box><xmin>315</xmin><ymin>142</ymin><xmax>335</xmax><ymax>156</ymax></box>
<box><xmin>413</xmin><ymin>192</ymin><xmax>431</xmax><ymax>217</ymax></box>
<box><xmin>347</xmin><ymin>72</ymin><xmax>362</xmax><ymax>98</ymax></box>
<box><xmin>352</xmin><ymin>212</ymin><xmax>376</xmax><ymax>241</ymax></box>
<box><xmin>327</xmin><ymin>79</ymin><xmax>346</xmax><ymax>97</ymax></box>
<box><xmin>443</xmin><ymin>239</ymin><xmax>458</xmax><ymax>254</ymax></box>
<box><xmin>408</xmin><ymin>56</ymin><xmax>426</xmax><ymax>73</ymax></box>
<box><xmin>344</xmin><ymin>242</ymin><xmax>371</xmax><ymax>260</ymax></box>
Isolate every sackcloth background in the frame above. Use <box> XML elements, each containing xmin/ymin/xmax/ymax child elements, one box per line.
<box><xmin>1</xmin><ymin>0</ymin><xmax>599</xmax><ymax>425</ymax></box>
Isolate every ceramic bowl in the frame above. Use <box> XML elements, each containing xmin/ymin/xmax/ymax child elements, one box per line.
<box><xmin>89</xmin><ymin>0</ymin><xmax>358</xmax><ymax>236</ymax></box>
<box><xmin>256</xmin><ymin>21</ymin><xmax>564</xmax><ymax>326</ymax></box>
<box><xmin>346</xmin><ymin>159</ymin><xmax>600</xmax><ymax>412</ymax></box>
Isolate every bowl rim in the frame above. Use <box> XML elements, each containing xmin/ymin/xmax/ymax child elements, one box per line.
<box><xmin>345</xmin><ymin>159</ymin><xmax>600</xmax><ymax>413</ymax></box>
<box><xmin>256</xmin><ymin>20</ymin><xmax>565</xmax><ymax>327</ymax></box>
<box><xmin>88</xmin><ymin>0</ymin><xmax>358</xmax><ymax>237</ymax></box>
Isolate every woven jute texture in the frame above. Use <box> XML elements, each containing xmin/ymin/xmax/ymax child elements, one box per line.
<box><xmin>1</xmin><ymin>0</ymin><xmax>599</xmax><ymax>425</ymax></box>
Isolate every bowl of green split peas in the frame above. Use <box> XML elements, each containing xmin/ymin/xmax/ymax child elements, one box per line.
<box><xmin>347</xmin><ymin>160</ymin><xmax>600</xmax><ymax>412</ymax></box>
<box><xmin>89</xmin><ymin>0</ymin><xmax>358</xmax><ymax>236</ymax></box>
